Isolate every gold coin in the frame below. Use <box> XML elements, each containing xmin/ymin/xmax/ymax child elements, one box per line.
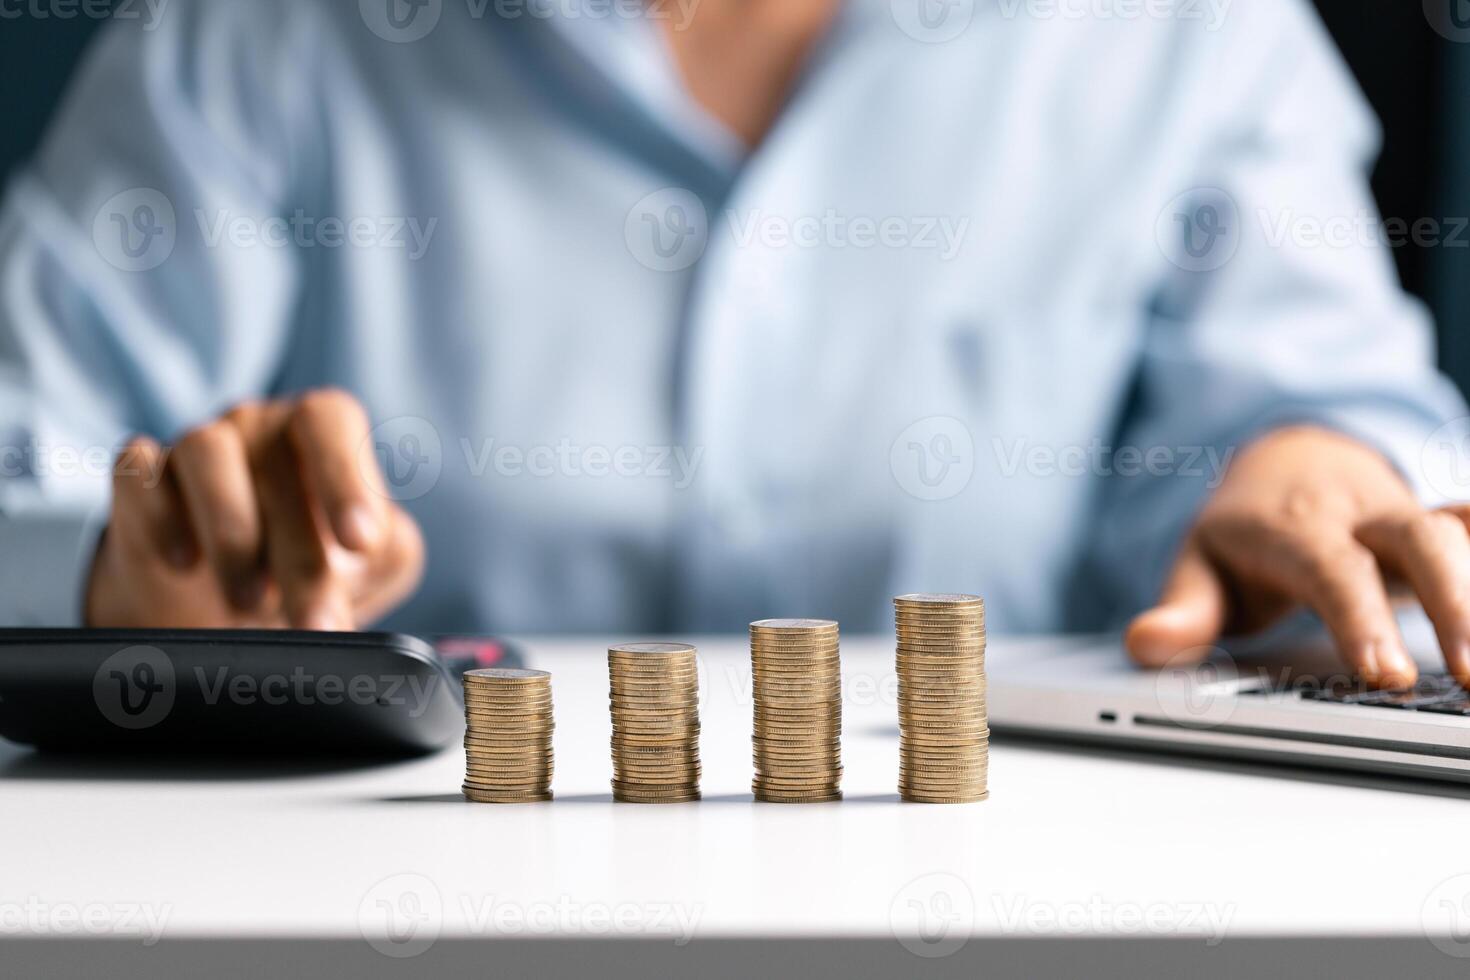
<box><xmin>463</xmin><ymin>719</ymin><xmax>555</xmax><ymax>730</ymax></box>
<box><xmin>897</xmin><ymin>695</ymin><xmax>986</xmax><ymax>707</ymax></box>
<box><xmin>464</xmin><ymin>667</ymin><xmax>551</xmax><ymax>682</ymax></box>
<box><xmin>461</xmin><ymin>690</ymin><xmax>553</xmax><ymax>702</ymax></box>
<box><xmin>611</xmin><ymin>719</ymin><xmax>700</xmax><ymax>731</ymax></box>
<box><xmin>609</xmin><ymin>641</ymin><xmax>698</xmax><ymax>653</ymax></box>
<box><xmin>607</xmin><ymin>664</ymin><xmax>699</xmax><ymax>676</ymax></box>
<box><xmin>611</xmin><ymin>731</ymin><xmax>701</xmax><ymax>743</ymax></box>
<box><xmin>463</xmin><ymin>791</ymin><xmax>553</xmax><ymax>804</ymax></box>
<box><xmin>750</xmin><ymin>618</ymin><xmax>839</xmax><ymax>629</ymax></box>
<box><xmin>610</xmin><ymin>740</ymin><xmax>701</xmax><ymax>753</ymax></box>
<box><xmin>608</xmin><ymin>764</ymin><xmax>699</xmax><ymax>781</ymax></box>
<box><xmin>461</xmin><ymin>743</ymin><xmax>552</xmax><ymax>752</ymax></box>
<box><xmin>463</xmin><ymin>706</ymin><xmax>555</xmax><ymax>719</ymax></box>
<box><xmin>613</xmin><ymin>766</ymin><xmax>703</xmax><ymax>780</ymax></box>
<box><xmin>609</xmin><ymin>697</ymin><xmax>700</xmax><ymax>707</ymax></box>
<box><xmin>754</xmin><ymin>728</ymin><xmax>841</xmax><ymax>739</ymax></box>
<box><xmin>898</xmin><ymin>705</ymin><xmax>988</xmax><ymax>717</ymax></box>
<box><xmin>751</xmin><ymin>775</ymin><xmax>840</xmax><ymax>785</ymax></box>
<box><xmin>750</xmin><ymin>644</ymin><xmax>840</xmax><ymax>651</ymax></box>
<box><xmin>464</xmin><ymin>754</ymin><xmax>551</xmax><ymax>766</ymax></box>
<box><xmin>607</xmin><ymin>678</ymin><xmax>698</xmax><ymax>689</ymax></box>
<box><xmin>900</xmin><ymin>794</ymin><xmax>987</xmax><ymax>805</ymax></box>
<box><xmin>756</xmin><ymin>788</ymin><xmax>842</xmax><ymax>799</ymax></box>
<box><xmin>611</xmin><ymin>779</ymin><xmax>700</xmax><ymax>793</ymax></box>
<box><xmin>894</xmin><ymin>592</ymin><xmax>983</xmax><ymax>604</ymax></box>
<box><xmin>463</xmin><ymin>783</ymin><xmax>553</xmax><ymax>796</ymax></box>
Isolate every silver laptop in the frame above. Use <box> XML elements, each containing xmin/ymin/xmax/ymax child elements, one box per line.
<box><xmin>987</xmin><ymin>614</ymin><xmax>1470</xmax><ymax>782</ymax></box>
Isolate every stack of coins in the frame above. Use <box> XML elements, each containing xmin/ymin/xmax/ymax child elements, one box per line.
<box><xmin>750</xmin><ymin>619</ymin><xmax>843</xmax><ymax>803</ymax></box>
<box><xmin>462</xmin><ymin>668</ymin><xmax>554</xmax><ymax>803</ymax></box>
<box><xmin>894</xmin><ymin>594</ymin><xmax>988</xmax><ymax>804</ymax></box>
<box><xmin>608</xmin><ymin>642</ymin><xmax>702</xmax><ymax>803</ymax></box>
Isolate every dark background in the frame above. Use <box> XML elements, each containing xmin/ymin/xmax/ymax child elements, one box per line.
<box><xmin>0</xmin><ymin>3</ymin><xmax>1466</xmax><ymax>385</ymax></box>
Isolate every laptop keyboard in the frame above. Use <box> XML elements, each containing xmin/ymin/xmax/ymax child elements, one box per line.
<box><xmin>1255</xmin><ymin>672</ymin><xmax>1470</xmax><ymax>714</ymax></box>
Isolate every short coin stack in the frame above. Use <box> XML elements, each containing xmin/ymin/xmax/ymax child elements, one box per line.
<box><xmin>462</xmin><ymin>668</ymin><xmax>554</xmax><ymax>803</ymax></box>
<box><xmin>894</xmin><ymin>594</ymin><xmax>988</xmax><ymax>804</ymax></box>
<box><xmin>750</xmin><ymin>619</ymin><xmax>843</xmax><ymax>803</ymax></box>
<box><xmin>608</xmin><ymin>642</ymin><xmax>702</xmax><ymax>803</ymax></box>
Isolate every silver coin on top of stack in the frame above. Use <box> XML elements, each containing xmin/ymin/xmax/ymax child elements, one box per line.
<box><xmin>608</xmin><ymin>642</ymin><xmax>702</xmax><ymax>804</ymax></box>
<box><xmin>750</xmin><ymin>619</ymin><xmax>843</xmax><ymax>803</ymax></box>
<box><xmin>462</xmin><ymin>668</ymin><xmax>554</xmax><ymax>803</ymax></box>
<box><xmin>894</xmin><ymin>594</ymin><xmax>988</xmax><ymax>804</ymax></box>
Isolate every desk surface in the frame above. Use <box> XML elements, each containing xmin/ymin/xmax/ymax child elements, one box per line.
<box><xmin>3</xmin><ymin>636</ymin><xmax>1469</xmax><ymax>975</ymax></box>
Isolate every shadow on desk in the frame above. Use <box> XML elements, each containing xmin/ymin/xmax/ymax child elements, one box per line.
<box><xmin>0</xmin><ymin>741</ymin><xmax>411</xmax><ymax>782</ymax></box>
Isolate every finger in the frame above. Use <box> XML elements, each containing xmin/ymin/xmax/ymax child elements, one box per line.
<box><xmin>111</xmin><ymin>437</ymin><xmax>196</xmax><ymax>570</ymax></box>
<box><xmin>351</xmin><ymin>506</ymin><xmax>427</xmax><ymax>625</ymax></box>
<box><xmin>249</xmin><ymin>420</ymin><xmax>354</xmax><ymax>631</ymax></box>
<box><xmin>171</xmin><ymin>421</ymin><xmax>265</xmax><ymax>610</ymax></box>
<box><xmin>1286</xmin><ymin>535</ymin><xmax>1417</xmax><ymax>689</ymax></box>
<box><xmin>1126</xmin><ymin>539</ymin><xmax>1229</xmax><ymax>668</ymax></box>
<box><xmin>288</xmin><ymin>389</ymin><xmax>384</xmax><ymax>552</ymax></box>
<box><xmin>1360</xmin><ymin>511</ymin><xmax>1470</xmax><ymax>686</ymax></box>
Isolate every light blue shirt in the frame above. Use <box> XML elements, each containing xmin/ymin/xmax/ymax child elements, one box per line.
<box><xmin>0</xmin><ymin>0</ymin><xmax>1462</xmax><ymax>634</ymax></box>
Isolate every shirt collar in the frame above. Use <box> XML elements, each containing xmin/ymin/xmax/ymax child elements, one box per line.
<box><xmin>546</xmin><ymin>3</ymin><xmax>748</xmax><ymax>174</ymax></box>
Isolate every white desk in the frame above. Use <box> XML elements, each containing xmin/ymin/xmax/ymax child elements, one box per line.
<box><xmin>3</xmin><ymin>637</ymin><xmax>1469</xmax><ymax>978</ymax></box>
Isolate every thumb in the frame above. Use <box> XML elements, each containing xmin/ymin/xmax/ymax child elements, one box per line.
<box><xmin>1125</xmin><ymin>540</ymin><xmax>1229</xmax><ymax>668</ymax></box>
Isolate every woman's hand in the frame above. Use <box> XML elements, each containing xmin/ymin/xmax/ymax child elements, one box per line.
<box><xmin>86</xmin><ymin>390</ymin><xmax>424</xmax><ymax>631</ymax></box>
<box><xmin>1126</xmin><ymin>426</ymin><xmax>1470</xmax><ymax>689</ymax></box>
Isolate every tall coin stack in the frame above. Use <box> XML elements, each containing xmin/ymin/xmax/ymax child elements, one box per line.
<box><xmin>750</xmin><ymin>619</ymin><xmax>843</xmax><ymax>803</ymax></box>
<box><xmin>462</xmin><ymin>668</ymin><xmax>554</xmax><ymax>803</ymax></box>
<box><xmin>894</xmin><ymin>594</ymin><xmax>989</xmax><ymax>804</ymax></box>
<box><xmin>608</xmin><ymin>642</ymin><xmax>702</xmax><ymax>803</ymax></box>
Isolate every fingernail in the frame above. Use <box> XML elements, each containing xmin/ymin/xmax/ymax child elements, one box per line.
<box><xmin>1386</xmin><ymin>644</ymin><xmax>1418</xmax><ymax>684</ymax></box>
<box><xmin>1143</xmin><ymin>605</ymin><xmax>1189</xmax><ymax>629</ymax></box>
<box><xmin>338</xmin><ymin>504</ymin><xmax>379</xmax><ymax>551</ymax></box>
<box><xmin>1131</xmin><ymin>607</ymin><xmax>1199</xmax><ymax>663</ymax></box>
<box><xmin>1367</xmin><ymin>640</ymin><xmax>1416</xmax><ymax>689</ymax></box>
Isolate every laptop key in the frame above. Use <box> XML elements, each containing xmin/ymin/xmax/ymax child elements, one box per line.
<box><xmin>1419</xmin><ymin>699</ymin><xmax>1470</xmax><ymax>716</ymax></box>
<box><xmin>1301</xmin><ymin>682</ymin><xmax>1392</xmax><ymax>704</ymax></box>
<box><xmin>1412</xmin><ymin>673</ymin><xmax>1465</xmax><ymax>694</ymax></box>
<box><xmin>1365</xmin><ymin>689</ymin><xmax>1467</xmax><ymax>710</ymax></box>
<box><xmin>1300</xmin><ymin>673</ymin><xmax>1465</xmax><ymax>708</ymax></box>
